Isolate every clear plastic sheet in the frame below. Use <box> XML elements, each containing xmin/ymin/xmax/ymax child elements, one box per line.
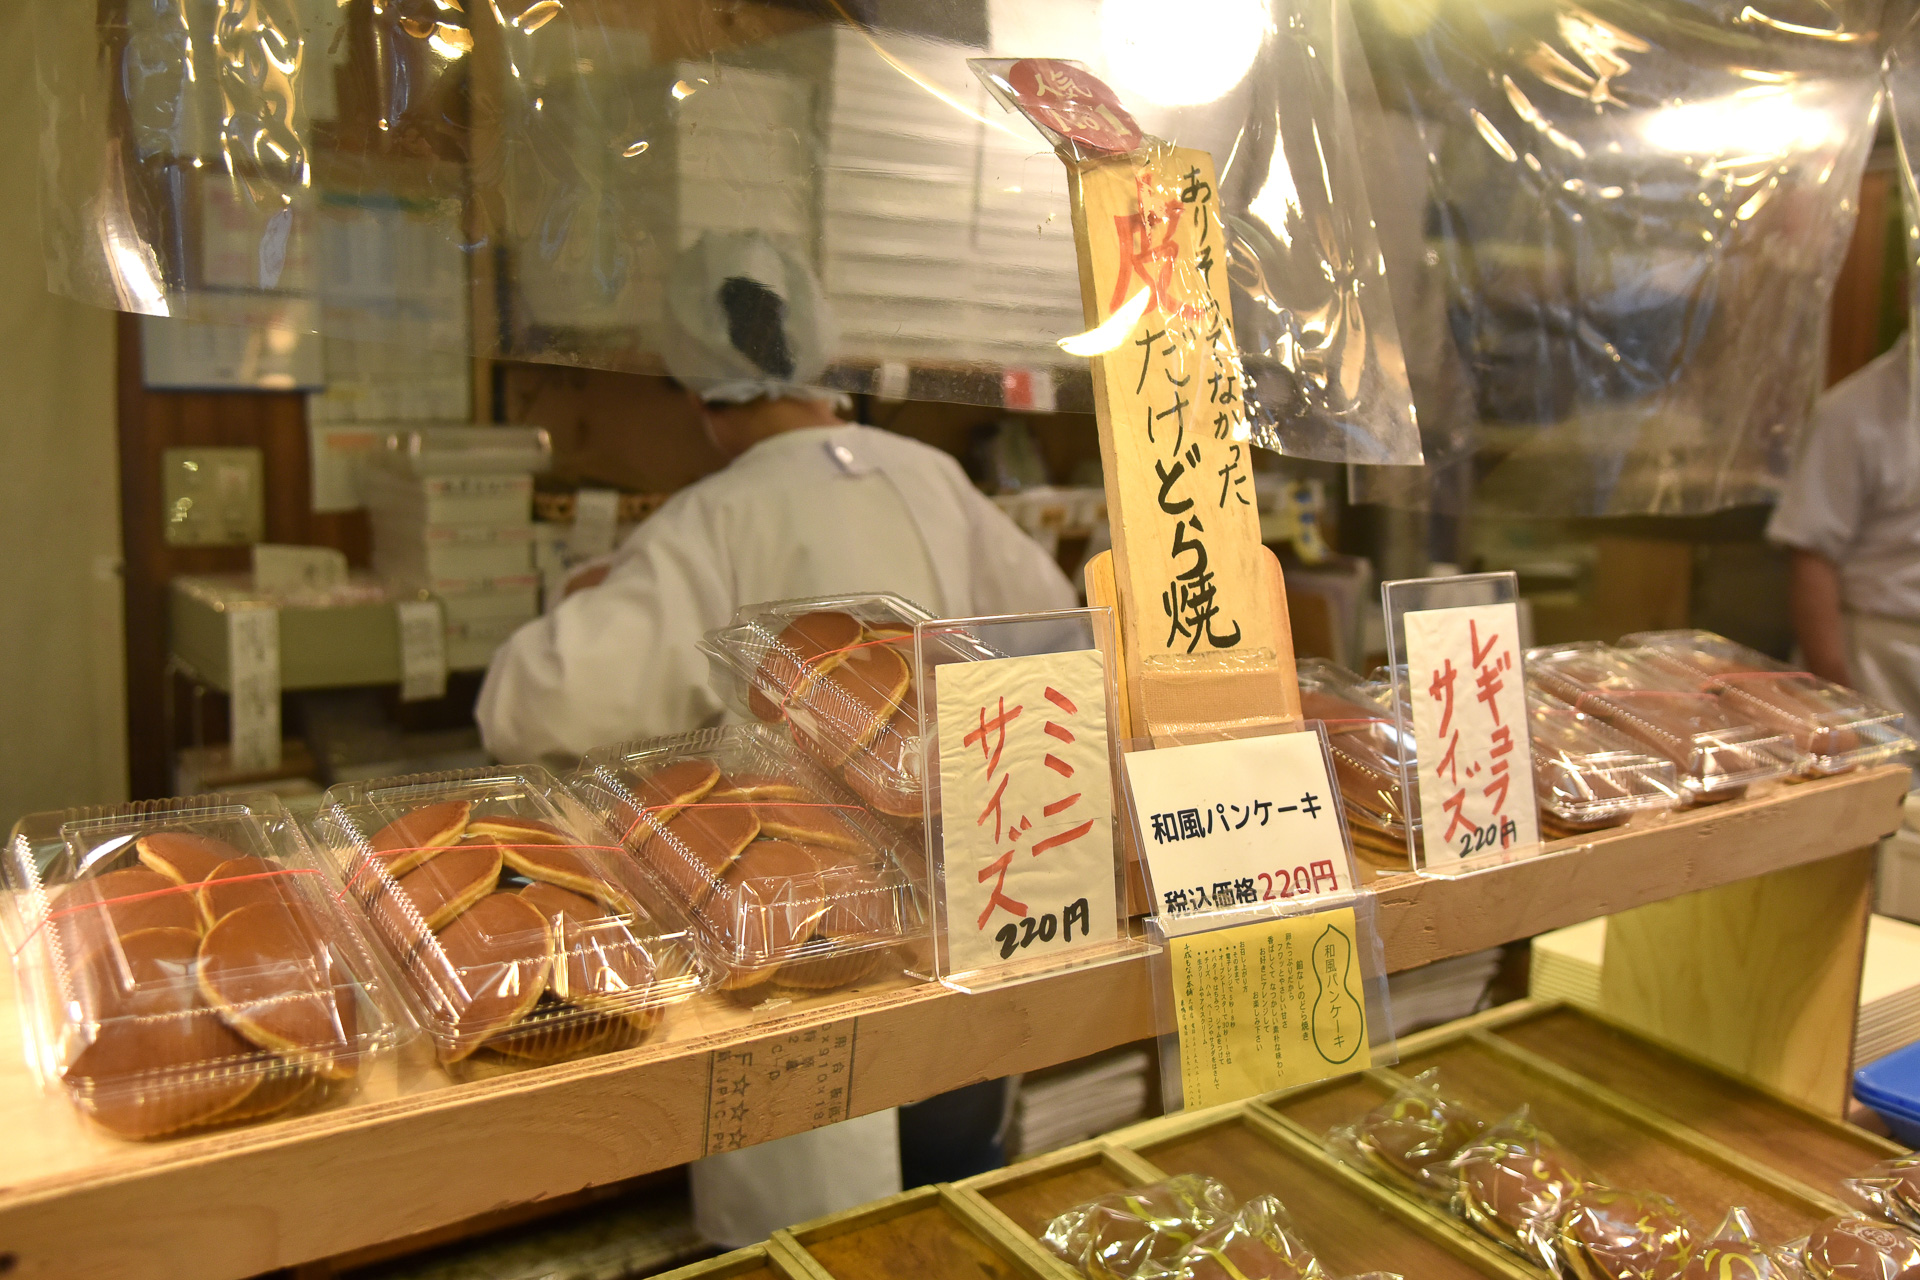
<box><xmin>1802</xmin><ymin>1215</ymin><xmax>1920</xmax><ymax>1280</ymax></box>
<box><xmin>1326</xmin><ymin>1067</ymin><xmax>1489</xmax><ymax>1204</ymax></box>
<box><xmin>33</xmin><ymin>0</ymin><xmax>1418</xmax><ymax>465</ymax></box>
<box><xmin>1347</xmin><ymin>0</ymin><xmax>1888</xmax><ymax>516</ymax></box>
<box><xmin>1548</xmin><ymin>1188</ymin><xmax>1697</xmax><ymax>1280</ymax></box>
<box><xmin>1448</xmin><ymin>1107</ymin><xmax>1590</xmax><ymax>1258</ymax></box>
<box><xmin>1684</xmin><ymin>1208</ymin><xmax>1811</xmax><ymax>1280</ymax></box>
<box><xmin>1526</xmin><ymin>686</ymin><xmax>1684</xmax><ymax>833</ymax></box>
<box><xmin>1295</xmin><ymin>659</ymin><xmax>1415</xmax><ymax>871</ymax></box>
<box><xmin>1848</xmin><ymin>1153</ymin><xmax>1920</xmax><ymax>1234</ymax></box>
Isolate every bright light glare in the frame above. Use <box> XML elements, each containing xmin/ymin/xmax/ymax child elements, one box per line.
<box><xmin>1101</xmin><ymin>0</ymin><xmax>1268</xmax><ymax>107</ymax></box>
<box><xmin>1058</xmin><ymin>288</ymin><xmax>1152</xmax><ymax>356</ymax></box>
<box><xmin>1640</xmin><ymin>90</ymin><xmax>1835</xmax><ymax>158</ymax></box>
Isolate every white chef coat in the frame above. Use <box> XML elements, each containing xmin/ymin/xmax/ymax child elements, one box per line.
<box><xmin>476</xmin><ymin>422</ymin><xmax>1079</xmax><ymax>764</ymax></box>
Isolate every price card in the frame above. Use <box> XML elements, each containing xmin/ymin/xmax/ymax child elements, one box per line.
<box><xmin>395</xmin><ymin>599</ymin><xmax>448</xmax><ymax>702</ymax></box>
<box><xmin>571</xmin><ymin>488</ymin><xmax>620</xmax><ymax>560</ymax></box>
<box><xmin>227</xmin><ymin>605</ymin><xmax>281</xmax><ymax>774</ymax></box>
<box><xmin>1403</xmin><ymin>602</ymin><xmax>1539</xmax><ymax>864</ymax></box>
<box><xmin>934</xmin><ymin>648</ymin><xmax>1117</xmax><ymax>977</ymax></box>
<box><xmin>1125</xmin><ymin>732</ymin><xmax>1356</xmax><ymax>921</ymax></box>
<box><xmin>1167</xmin><ymin>906</ymin><xmax>1372</xmax><ymax>1108</ymax></box>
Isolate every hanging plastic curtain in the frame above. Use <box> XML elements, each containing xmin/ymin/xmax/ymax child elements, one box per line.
<box><xmin>1347</xmin><ymin>0</ymin><xmax>1888</xmax><ymax>516</ymax></box>
<box><xmin>32</xmin><ymin>0</ymin><xmax>1420</xmax><ymax>466</ymax></box>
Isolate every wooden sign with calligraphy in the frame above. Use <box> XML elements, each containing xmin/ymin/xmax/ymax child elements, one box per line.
<box><xmin>1066</xmin><ymin>145</ymin><xmax>1302</xmax><ymax>741</ymax></box>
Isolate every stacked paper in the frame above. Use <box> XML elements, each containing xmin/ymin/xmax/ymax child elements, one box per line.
<box><xmin>1530</xmin><ymin>915</ymin><xmax>1920</xmax><ymax>1065</ymax></box>
<box><xmin>1386</xmin><ymin>948</ymin><xmax>1504</xmax><ymax>1034</ymax></box>
<box><xmin>1009</xmin><ymin>1047</ymin><xmax>1154</xmax><ymax>1157</ymax></box>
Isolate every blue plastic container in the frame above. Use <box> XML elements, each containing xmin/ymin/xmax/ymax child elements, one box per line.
<box><xmin>1855</xmin><ymin>1041</ymin><xmax>1920</xmax><ymax>1149</ymax></box>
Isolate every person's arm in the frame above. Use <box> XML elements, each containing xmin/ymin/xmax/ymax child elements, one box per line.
<box><xmin>1789</xmin><ymin>549</ymin><xmax>1850</xmax><ymax>686</ymax></box>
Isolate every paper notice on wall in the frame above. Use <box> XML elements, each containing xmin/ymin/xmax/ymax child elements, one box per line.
<box><xmin>1125</xmin><ymin>731</ymin><xmax>1356</xmax><ymax>922</ymax></box>
<box><xmin>934</xmin><ymin>648</ymin><xmax>1116</xmax><ymax>977</ymax></box>
<box><xmin>1168</xmin><ymin>907</ymin><xmax>1371</xmax><ymax>1109</ymax></box>
<box><xmin>1403</xmin><ymin>603</ymin><xmax>1540</xmax><ymax>865</ymax></box>
<box><xmin>396</xmin><ymin>599</ymin><xmax>449</xmax><ymax>702</ymax></box>
<box><xmin>227</xmin><ymin>606</ymin><xmax>281</xmax><ymax>774</ymax></box>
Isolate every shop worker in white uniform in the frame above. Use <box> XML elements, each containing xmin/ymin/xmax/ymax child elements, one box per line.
<box><xmin>1769</xmin><ymin>333</ymin><xmax>1920</xmax><ymax>725</ymax></box>
<box><xmin>476</xmin><ymin>232</ymin><xmax>1076</xmax><ymax>1246</ymax></box>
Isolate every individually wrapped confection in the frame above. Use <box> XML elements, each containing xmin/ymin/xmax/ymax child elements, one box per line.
<box><xmin>698</xmin><ymin>594</ymin><xmax>998</xmax><ymax>823</ymax></box>
<box><xmin>1177</xmin><ymin>1196</ymin><xmax>1329</xmax><ymax>1280</ymax></box>
<box><xmin>1297</xmin><ymin>659</ymin><xmax>1414</xmax><ymax>870</ymax></box>
<box><xmin>1549</xmin><ymin>1188</ymin><xmax>1696</xmax><ymax>1280</ymax></box>
<box><xmin>1450</xmin><ymin>1109</ymin><xmax>1588</xmax><ymax>1257</ymax></box>
<box><xmin>1526</xmin><ymin>686</ymin><xmax>1685</xmax><ymax>834</ymax></box>
<box><xmin>1527</xmin><ymin>644</ymin><xmax>1802</xmax><ymax>798</ymax></box>
<box><xmin>1042</xmin><ymin>1174</ymin><xmax>1236</xmax><ymax>1279</ymax></box>
<box><xmin>313</xmin><ymin>767</ymin><xmax>704</xmax><ymax>1070</ymax></box>
<box><xmin>573</xmin><ymin>725</ymin><xmax>922</xmax><ymax>995</ymax></box>
<box><xmin>1327</xmin><ymin>1068</ymin><xmax>1489</xmax><ymax>1203</ymax></box>
<box><xmin>3</xmin><ymin>794</ymin><xmax>408</xmax><ymax>1139</ymax></box>
<box><xmin>1847</xmin><ymin>1155</ymin><xmax>1920</xmax><ymax>1234</ymax></box>
<box><xmin>1801</xmin><ymin>1217</ymin><xmax>1920</xmax><ymax>1280</ymax></box>
<box><xmin>1681</xmin><ymin>1209</ymin><xmax>1806</xmax><ymax>1280</ymax></box>
<box><xmin>1623</xmin><ymin>631</ymin><xmax>1914</xmax><ymax>777</ymax></box>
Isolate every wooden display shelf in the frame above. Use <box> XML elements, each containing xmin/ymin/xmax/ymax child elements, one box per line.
<box><xmin>0</xmin><ymin>767</ymin><xmax>1902</xmax><ymax>1280</ymax></box>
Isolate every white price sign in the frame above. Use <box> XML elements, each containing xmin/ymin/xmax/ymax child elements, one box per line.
<box><xmin>1403</xmin><ymin>602</ymin><xmax>1539</xmax><ymax>863</ymax></box>
<box><xmin>935</xmin><ymin>648</ymin><xmax>1117</xmax><ymax>975</ymax></box>
<box><xmin>1126</xmin><ymin>731</ymin><xmax>1356</xmax><ymax>921</ymax></box>
<box><xmin>395</xmin><ymin>599</ymin><xmax>449</xmax><ymax>703</ymax></box>
<box><xmin>227</xmin><ymin>605</ymin><xmax>281</xmax><ymax>774</ymax></box>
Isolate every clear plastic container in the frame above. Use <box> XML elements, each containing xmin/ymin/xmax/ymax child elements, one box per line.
<box><xmin>312</xmin><ymin>767</ymin><xmax>704</xmax><ymax>1070</ymax></box>
<box><xmin>1623</xmin><ymin>630</ymin><xmax>1914</xmax><ymax>776</ymax></box>
<box><xmin>572</xmin><ymin>725</ymin><xmax>925</xmax><ymax>994</ymax></box>
<box><xmin>1526</xmin><ymin>686</ymin><xmax>1684</xmax><ymax>833</ymax></box>
<box><xmin>1297</xmin><ymin>659</ymin><xmax>1415</xmax><ymax>869</ymax></box>
<box><xmin>3</xmin><ymin>793</ymin><xmax>408</xmax><ymax>1140</ymax></box>
<box><xmin>698</xmin><ymin>594</ymin><xmax>996</xmax><ymax>822</ymax></box>
<box><xmin>1526</xmin><ymin>644</ymin><xmax>1802</xmax><ymax>798</ymax></box>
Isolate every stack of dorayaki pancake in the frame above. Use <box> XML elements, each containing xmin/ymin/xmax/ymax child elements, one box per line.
<box><xmin>349</xmin><ymin>800</ymin><xmax>673</xmax><ymax>1065</ymax></box>
<box><xmin>1297</xmin><ymin>687</ymin><xmax>1415</xmax><ymax>871</ymax></box>
<box><xmin>52</xmin><ymin>830</ymin><xmax>360</xmax><ymax>1139</ymax></box>
<box><xmin>609</xmin><ymin>754</ymin><xmax>905</xmax><ymax>992</ymax></box>
<box><xmin>739</xmin><ymin>609</ymin><xmax>927</xmax><ymax>821</ymax></box>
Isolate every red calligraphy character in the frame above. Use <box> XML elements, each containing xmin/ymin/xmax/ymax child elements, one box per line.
<box><xmin>976</xmin><ymin>772</ymin><xmax>1011</xmax><ymax>844</ymax></box>
<box><xmin>1309</xmin><ymin>859</ymin><xmax>1340</xmax><ymax>893</ymax></box>
<box><xmin>1429</xmin><ymin>659</ymin><xmax>1458</xmax><ymax>738</ymax></box>
<box><xmin>1435</xmin><ymin>729</ymin><xmax>1461</xmax><ymax>786</ymax></box>
<box><xmin>964</xmin><ymin>697</ymin><xmax>1023</xmax><ymax>774</ymax></box>
<box><xmin>1439</xmin><ymin>788</ymin><xmax>1472</xmax><ymax>843</ymax></box>
<box><xmin>1482</xmin><ymin>724</ymin><xmax>1515</xmax><ymax>815</ymax></box>
<box><xmin>1110</xmin><ymin>198</ymin><xmax>1184</xmax><ymax>315</ymax></box>
<box><xmin>977</xmin><ymin>851</ymin><xmax>1028</xmax><ymax>929</ymax></box>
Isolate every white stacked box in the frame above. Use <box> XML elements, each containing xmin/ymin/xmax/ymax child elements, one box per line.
<box><xmin>1008</xmin><ymin>1047</ymin><xmax>1153</xmax><ymax>1157</ymax></box>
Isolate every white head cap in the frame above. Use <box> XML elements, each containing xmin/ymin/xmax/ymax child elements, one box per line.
<box><xmin>661</xmin><ymin>231</ymin><xmax>844</xmax><ymax>406</ymax></box>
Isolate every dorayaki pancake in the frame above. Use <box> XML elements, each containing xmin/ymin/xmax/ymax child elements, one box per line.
<box><xmin>500</xmin><ymin>841</ymin><xmax>634</xmax><ymax>913</ymax></box>
<box><xmin>643</xmin><ymin>805</ymin><xmax>759</xmax><ymax>909</ymax></box>
<box><xmin>53</xmin><ymin>868</ymin><xmax>203</xmax><ymax>955</ymax></box>
<box><xmin>198</xmin><ymin>903</ymin><xmax>358</xmax><ymax>1081</ymax></box>
<box><xmin>136</xmin><ymin>831</ymin><xmax>247</xmax><ymax>886</ymax></box>
<box><xmin>805</xmin><ymin>845</ymin><xmax>896</xmax><ymax>942</ymax></box>
<box><xmin>199</xmin><ymin>856</ymin><xmax>302</xmax><ymax>927</ymax></box>
<box><xmin>414</xmin><ymin>892</ymin><xmax>552</xmax><ymax>1064</ymax></box>
<box><xmin>706</xmin><ymin>773</ymin><xmax>810</xmax><ymax>805</ymax></box>
<box><xmin>518</xmin><ymin>883</ymin><xmax>662</xmax><ymax>1033</ymax></box>
<box><xmin>368</xmin><ymin>800</ymin><xmax>470</xmax><ymax>877</ymax></box>
<box><xmin>375</xmin><ymin>839</ymin><xmax>504</xmax><ymax>948</ymax></box>
<box><xmin>804</xmin><ymin>644</ymin><xmax>912</xmax><ymax>763</ymax></box>
<box><xmin>619</xmin><ymin>759</ymin><xmax>723</xmax><ymax>845</ymax></box>
<box><xmin>755</xmin><ymin>611</ymin><xmax>863</xmax><ymax>712</ymax></box>
<box><xmin>63</xmin><ymin>926</ymin><xmax>258</xmax><ymax>1139</ymax></box>
<box><xmin>1557</xmin><ymin>1190</ymin><xmax>1692</xmax><ymax>1280</ymax></box>
<box><xmin>205</xmin><ymin>1065</ymin><xmax>318</xmax><ymax>1126</ymax></box>
<box><xmin>750</xmin><ymin>799</ymin><xmax>868</xmax><ymax>852</ymax></box>
<box><xmin>465</xmin><ymin>814</ymin><xmax>571</xmax><ymax>845</ymax></box>
<box><xmin>706</xmin><ymin>840</ymin><xmax>830</xmax><ymax>990</ymax></box>
<box><xmin>1805</xmin><ymin>1218</ymin><xmax>1920</xmax><ymax>1280</ymax></box>
<box><xmin>1456</xmin><ymin>1136</ymin><xmax>1584</xmax><ymax>1250</ymax></box>
<box><xmin>483</xmin><ymin>1005</ymin><xmax>623</xmax><ymax>1061</ymax></box>
<box><xmin>842</xmin><ymin>700</ymin><xmax>925</xmax><ymax>819</ymax></box>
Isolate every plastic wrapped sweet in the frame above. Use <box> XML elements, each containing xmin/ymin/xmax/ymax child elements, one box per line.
<box><xmin>314</xmin><ymin>767</ymin><xmax>703</xmax><ymax>1069</ymax></box>
<box><xmin>1681</xmin><ymin>1209</ymin><xmax>1805</xmax><ymax>1280</ymax></box>
<box><xmin>1847</xmin><ymin>1155</ymin><xmax>1920</xmax><ymax>1235</ymax></box>
<box><xmin>1527</xmin><ymin>686</ymin><xmax>1685</xmax><ymax>834</ymax></box>
<box><xmin>1527</xmin><ymin>644</ymin><xmax>1802</xmax><ymax>798</ymax></box>
<box><xmin>1450</xmin><ymin>1109</ymin><xmax>1588</xmax><ymax>1257</ymax></box>
<box><xmin>574</xmin><ymin>725</ymin><xmax>922</xmax><ymax>995</ymax></box>
<box><xmin>3</xmin><ymin>794</ymin><xmax>407</xmax><ymax>1139</ymax></box>
<box><xmin>1297</xmin><ymin>660</ymin><xmax>1413</xmax><ymax>870</ymax></box>
<box><xmin>1178</xmin><ymin>1196</ymin><xmax>1330</xmax><ymax>1280</ymax></box>
<box><xmin>1042</xmin><ymin>1174</ymin><xmax>1236</xmax><ymax>1279</ymax></box>
<box><xmin>1623</xmin><ymin>632</ymin><xmax>1913</xmax><ymax>776</ymax></box>
<box><xmin>1327</xmin><ymin>1068</ymin><xmax>1489</xmax><ymax>1203</ymax></box>
<box><xmin>1550</xmin><ymin>1188</ymin><xmax>1696</xmax><ymax>1280</ymax></box>
<box><xmin>1802</xmin><ymin>1217</ymin><xmax>1920</xmax><ymax>1280</ymax></box>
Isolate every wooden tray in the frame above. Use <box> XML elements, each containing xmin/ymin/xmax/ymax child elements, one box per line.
<box><xmin>652</xmin><ymin>1243</ymin><xmax>810</xmax><ymax>1279</ymax></box>
<box><xmin>775</xmin><ymin>1185</ymin><xmax>1071</xmax><ymax>1280</ymax></box>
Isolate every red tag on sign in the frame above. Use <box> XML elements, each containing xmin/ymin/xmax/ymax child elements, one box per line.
<box><xmin>1005</xmin><ymin>59</ymin><xmax>1143</xmax><ymax>157</ymax></box>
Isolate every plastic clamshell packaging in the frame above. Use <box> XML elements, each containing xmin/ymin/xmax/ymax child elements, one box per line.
<box><xmin>1296</xmin><ymin>659</ymin><xmax>1414</xmax><ymax>868</ymax></box>
<box><xmin>1622</xmin><ymin>630</ymin><xmax>1914</xmax><ymax>776</ymax></box>
<box><xmin>1526</xmin><ymin>644</ymin><xmax>1802</xmax><ymax>798</ymax></box>
<box><xmin>313</xmin><ymin>767</ymin><xmax>704</xmax><ymax>1070</ymax></box>
<box><xmin>698</xmin><ymin>593</ymin><xmax>996</xmax><ymax>823</ymax></box>
<box><xmin>575</xmin><ymin>724</ymin><xmax>924</xmax><ymax>995</ymax></box>
<box><xmin>1524</xmin><ymin>686</ymin><xmax>1683</xmax><ymax>832</ymax></box>
<box><xmin>3</xmin><ymin>793</ymin><xmax>408</xmax><ymax>1139</ymax></box>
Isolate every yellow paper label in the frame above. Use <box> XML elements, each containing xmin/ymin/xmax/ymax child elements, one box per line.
<box><xmin>1168</xmin><ymin>907</ymin><xmax>1371</xmax><ymax>1109</ymax></box>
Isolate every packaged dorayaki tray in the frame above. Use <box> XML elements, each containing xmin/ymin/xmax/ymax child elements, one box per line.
<box><xmin>1296</xmin><ymin>659</ymin><xmax>1413</xmax><ymax>870</ymax></box>
<box><xmin>313</xmin><ymin>767</ymin><xmax>704</xmax><ymax>1070</ymax></box>
<box><xmin>698</xmin><ymin>593</ymin><xmax>997</xmax><ymax>823</ymax></box>
<box><xmin>3</xmin><ymin>794</ymin><xmax>408</xmax><ymax>1139</ymax></box>
<box><xmin>1525</xmin><ymin>685</ymin><xmax>1683</xmax><ymax>833</ymax></box>
<box><xmin>572</xmin><ymin>724</ymin><xmax>923</xmax><ymax>995</ymax></box>
<box><xmin>1527</xmin><ymin>643</ymin><xmax>1802</xmax><ymax>799</ymax></box>
<box><xmin>1623</xmin><ymin>629</ymin><xmax>1915</xmax><ymax>776</ymax></box>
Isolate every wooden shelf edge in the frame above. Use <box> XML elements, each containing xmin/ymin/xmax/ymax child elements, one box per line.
<box><xmin>0</xmin><ymin>766</ymin><xmax>1903</xmax><ymax>1280</ymax></box>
